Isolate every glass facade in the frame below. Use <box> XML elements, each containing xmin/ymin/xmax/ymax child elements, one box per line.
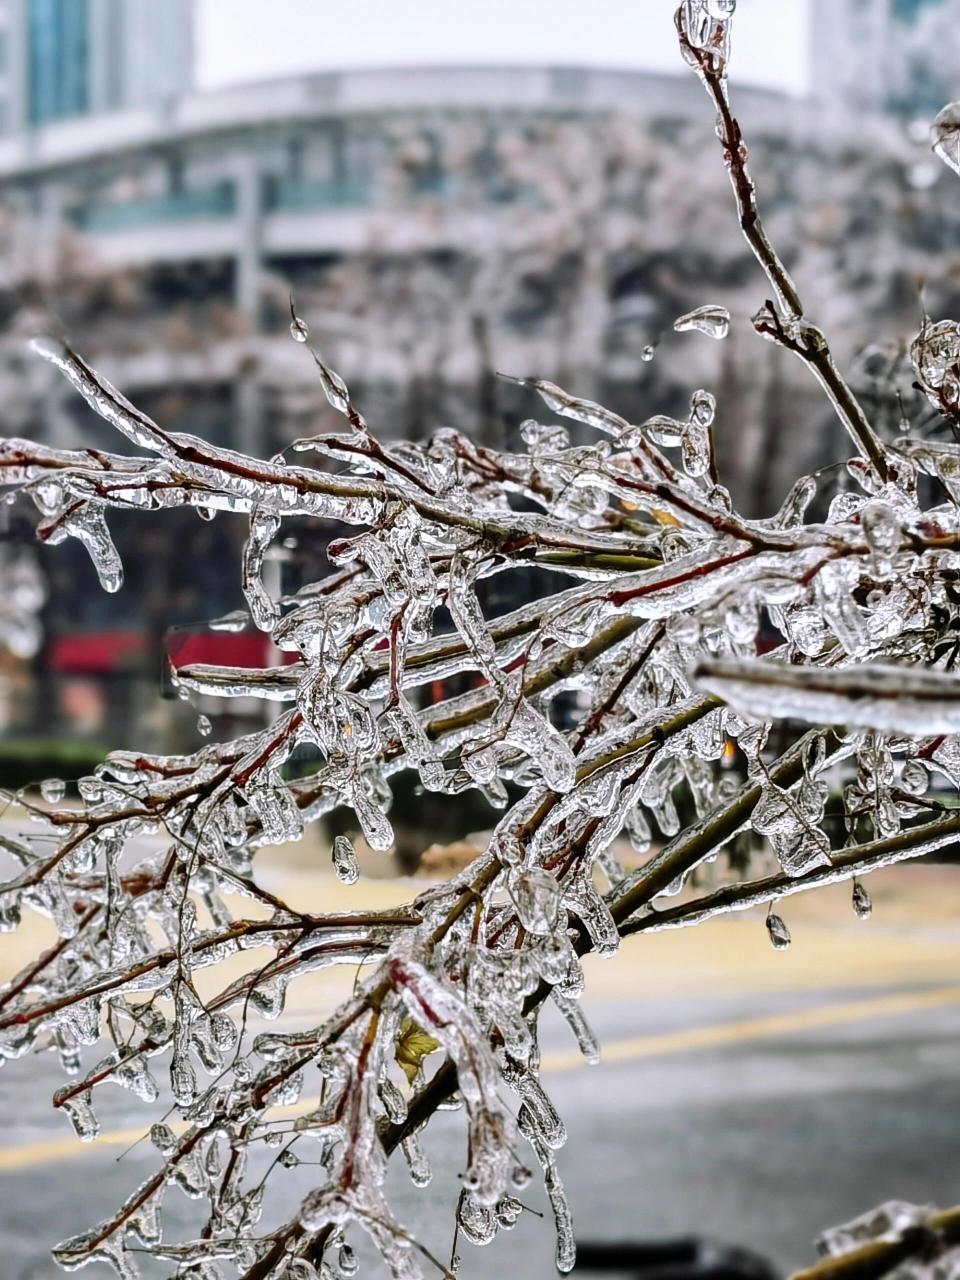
<box><xmin>892</xmin><ymin>0</ymin><xmax>939</xmax><ymax>20</ymax></box>
<box><xmin>27</xmin><ymin>0</ymin><xmax>89</xmax><ymax>125</ymax></box>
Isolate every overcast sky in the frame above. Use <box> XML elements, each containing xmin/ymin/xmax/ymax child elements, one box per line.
<box><xmin>197</xmin><ymin>0</ymin><xmax>810</xmax><ymax>96</ymax></box>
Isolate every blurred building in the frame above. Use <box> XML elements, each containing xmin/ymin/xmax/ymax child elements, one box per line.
<box><xmin>812</xmin><ymin>0</ymin><xmax>960</xmax><ymax>119</ymax></box>
<box><xmin>0</xmin><ymin>1</ymin><xmax>959</xmax><ymax>761</ymax></box>
<box><xmin>0</xmin><ymin>0</ymin><xmax>192</xmax><ymax>132</ymax></box>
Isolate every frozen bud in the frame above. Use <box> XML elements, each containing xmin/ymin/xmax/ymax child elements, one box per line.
<box><xmin>860</xmin><ymin>502</ymin><xmax>902</xmax><ymax>577</ymax></box>
<box><xmin>673</xmin><ymin>304</ymin><xmax>730</xmax><ymax>340</ymax></box>
<box><xmin>299</xmin><ymin>1188</ymin><xmax>347</xmax><ymax>1232</ymax></box>
<box><xmin>508</xmin><ymin>869</ymin><xmax>561</xmax><ymax>935</ymax></box>
<box><xmin>496</xmin><ymin>1195</ymin><xmax>523</xmax><ymax>1230</ymax></box>
<box><xmin>287</xmin><ymin>1261</ymin><xmax>320</xmax><ymax>1280</ymax></box>
<box><xmin>932</xmin><ymin>101</ymin><xmax>960</xmax><ymax>177</ymax></box>
<box><xmin>520</xmin><ymin>418</ymin><xmax>569</xmax><ymax>455</ymax></box>
<box><xmin>150</xmin><ymin>1122</ymin><xmax>177</xmax><ymax>1153</ymax></box>
<box><xmin>690</xmin><ymin>389</ymin><xmax>716</xmax><ymax>427</ymax></box>
<box><xmin>818</xmin><ymin>1201</ymin><xmax>933</xmax><ymax>1258</ymax></box>
<box><xmin>911</xmin><ymin>318</ymin><xmax>960</xmax><ymax>414</ymax></box>
<box><xmin>680</xmin><ymin>0</ymin><xmax>735</xmax><ymax>64</ymax></box>
<box><xmin>900</xmin><ymin>759</ymin><xmax>928</xmax><ymax>795</ymax></box>
<box><xmin>765</xmin><ymin>912</ymin><xmax>791</xmax><ymax>951</ymax></box>
<box><xmin>40</xmin><ymin>777</ymin><xmax>65</xmax><ymax>803</ymax></box>
<box><xmin>332</xmin><ymin>835</ymin><xmax>359</xmax><ymax>885</ymax></box>
<box><xmin>196</xmin><ymin>714</ymin><xmax>212</xmax><ymax>737</ymax></box>
<box><xmin>491</xmin><ymin>830</ymin><xmax>524</xmax><ymax>867</ymax></box>
<box><xmin>457</xmin><ymin>1193</ymin><xmax>497</xmax><ymax>1246</ymax></box>
<box><xmin>290</xmin><ymin>316</ymin><xmax>309</xmax><ymax>344</ymax></box>
<box><xmin>681</xmin><ymin>421</ymin><xmax>711</xmax><ymax>478</ymax></box>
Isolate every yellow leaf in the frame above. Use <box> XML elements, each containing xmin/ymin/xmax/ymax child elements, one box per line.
<box><xmin>650</xmin><ymin>507</ymin><xmax>680</xmax><ymax>527</ymax></box>
<box><xmin>395</xmin><ymin>1016</ymin><xmax>441</xmax><ymax>1084</ymax></box>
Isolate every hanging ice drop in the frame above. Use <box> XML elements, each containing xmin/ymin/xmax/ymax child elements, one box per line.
<box><xmin>673</xmin><ymin>304</ymin><xmax>730</xmax><ymax>340</ymax></box>
<box><xmin>332</xmin><ymin>834</ymin><xmax>359</xmax><ymax>885</ymax></box>
<box><xmin>289</xmin><ymin>295</ymin><xmax>310</xmax><ymax>343</ymax></box>
<box><xmin>852</xmin><ymin>880</ymin><xmax>872</xmax><ymax>920</ymax></box>
<box><xmin>765</xmin><ymin>911</ymin><xmax>791</xmax><ymax>951</ymax></box>
<box><xmin>40</xmin><ymin>777</ymin><xmax>65</xmax><ymax>803</ymax></box>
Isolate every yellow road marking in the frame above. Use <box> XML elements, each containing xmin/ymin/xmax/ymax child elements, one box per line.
<box><xmin>539</xmin><ymin>985</ymin><xmax>960</xmax><ymax>1074</ymax></box>
<box><xmin>2</xmin><ymin>985</ymin><xmax>959</xmax><ymax>1173</ymax></box>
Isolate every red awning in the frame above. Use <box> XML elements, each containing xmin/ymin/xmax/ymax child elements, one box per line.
<box><xmin>48</xmin><ymin>630</ymin><xmax>150</xmax><ymax>674</ymax></box>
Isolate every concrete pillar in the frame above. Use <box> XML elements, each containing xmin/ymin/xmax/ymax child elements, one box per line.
<box><xmin>234</xmin><ymin>150</ymin><xmax>262</xmax><ymax>324</ymax></box>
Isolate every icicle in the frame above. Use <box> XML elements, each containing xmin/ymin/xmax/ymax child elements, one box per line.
<box><xmin>401</xmin><ymin>1132</ymin><xmax>432</xmax><ymax>1187</ymax></box>
<box><xmin>42</xmin><ymin>503</ymin><xmax>123</xmax><ymax>593</ymax></box>
<box><xmin>551</xmin><ymin>990</ymin><xmax>600</xmax><ymax>1065</ymax></box>
<box><xmin>61</xmin><ymin>1090</ymin><xmax>99</xmax><ymax>1142</ymax></box>
<box><xmin>544</xmin><ymin>1154</ymin><xmax>576</xmax><ymax>1275</ymax></box>
<box><xmin>242</xmin><ymin>506</ymin><xmax>282</xmax><ymax>632</ymax></box>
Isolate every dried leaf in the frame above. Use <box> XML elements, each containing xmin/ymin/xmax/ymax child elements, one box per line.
<box><xmin>395</xmin><ymin>1016</ymin><xmax>441</xmax><ymax>1084</ymax></box>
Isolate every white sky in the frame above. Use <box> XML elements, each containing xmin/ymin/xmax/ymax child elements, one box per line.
<box><xmin>197</xmin><ymin>0</ymin><xmax>811</xmax><ymax>96</ymax></box>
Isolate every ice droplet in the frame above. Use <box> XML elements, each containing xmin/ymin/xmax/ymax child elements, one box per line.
<box><xmin>196</xmin><ymin>714</ymin><xmax>212</xmax><ymax>737</ymax></box>
<box><xmin>852</xmin><ymin>880</ymin><xmax>872</xmax><ymax>920</ymax></box>
<box><xmin>641</xmin><ymin>345</ymin><xmax>656</xmax><ymax>362</ymax></box>
<box><xmin>290</xmin><ymin>317</ymin><xmax>309</xmax><ymax>344</ymax></box>
<box><xmin>765</xmin><ymin>911</ymin><xmax>791</xmax><ymax>951</ymax></box>
<box><xmin>673</xmin><ymin>304</ymin><xmax>730</xmax><ymax>340</ymax></box>
<box><xmin>332</xmin><ymin>834</ymin><xmax>359</xmax><ymax>885</ymax></box>
<box><xmin>932</xmin><ymin>102</ymin><xmax>960</xmax><ymax>177</ymax></box>
<box><xmin>508</xmin><ymin>869</ymin><xmax>561</xmax><ymax>935</ymax></box>
<box><xmin>40</xmin><ymin>777</ymin><xmax>65</xmax><ymax>803</ymax></box>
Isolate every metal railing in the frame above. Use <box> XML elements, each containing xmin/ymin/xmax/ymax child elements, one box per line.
<box><xmin>69</xmin><ymin>184</ymin><xmax>237</xmax><ymax>232</ymax></box>
<box><xmin>263</xmin><ymin>175</ymin><xmax>372</xmax><ymax>211</ymax></box>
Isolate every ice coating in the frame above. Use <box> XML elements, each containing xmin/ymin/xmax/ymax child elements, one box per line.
<box><xmin>2</xmin><ymin>6</ymin><xmax>960</xmax><ymax>1279</ymax></box>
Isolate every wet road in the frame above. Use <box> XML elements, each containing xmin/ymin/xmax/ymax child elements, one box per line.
<box><xmin>2</xmin><ymin>865</ymin><xmax>960</xmax><ymax>1279</ymax></box>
